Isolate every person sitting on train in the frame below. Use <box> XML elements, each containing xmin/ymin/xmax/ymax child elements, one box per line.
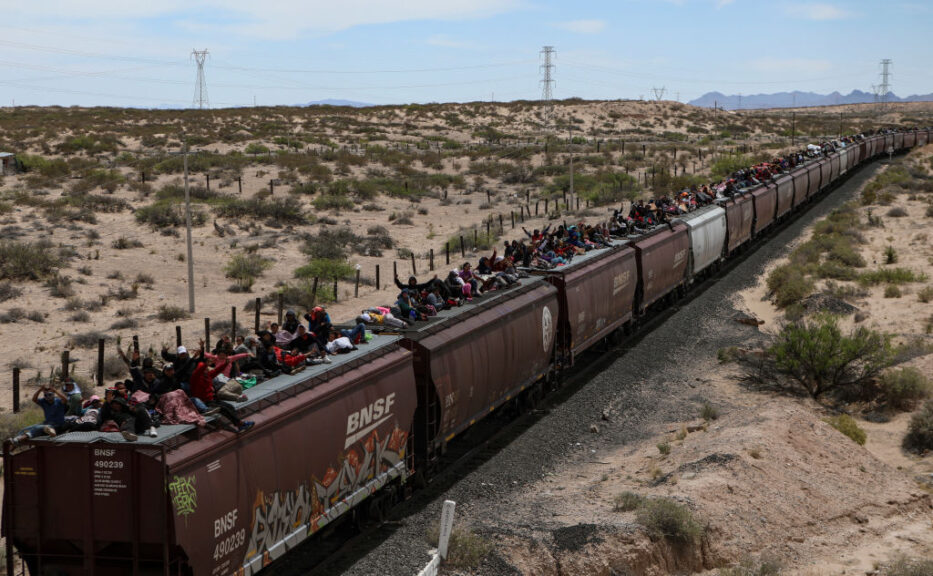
<box><xmin>304</xmin><ymin>307</ymin><xmax>332</xmax><ymax>350</ymax></box>
<box><xmin>69</xmin><ymin>395</ymin><xmax>103</xmax><ymax>432</ymax></box>
<box><xmin>282</xmin><ymin>310</ymin><xmax>301</xmax><ymax>334</ymax></box>
<box><xmin>394</xmin><ymin>274</ymin><xmax>452</xmax><ymax>301</ymax></box>
<box><xmin>458</xmin><ymin>262</ymin><xmax>482</xmax><ymax>296</ymax></box>
<box><xmin>8</xmin><ymin>385</ymin><xmax>70</xmax><ymax>445</ymax></box>
<box><xmin>188</xmin><ymin>356</ymin><xmax>254</xmax><ymax>433</ymax></box>
<box><xmin>161</xmin><ymin>345</ymin><xmax>197</xmax><ymax>390</ymax></box>
<box><xmin>61</xmin><ymin>377</ymin><xmax>84</xmax><ymax>416</ymax></box>
<box><xmin>98</xmin><ymin>392</ymin><xmax>157</xmax><ymax>441</ymax></box>
<box><xmin>323</xmin><ymin>331</ymin><xmax>356</xmax><ymax>356</ymax></box>
<box><xmin>445</xmin><ymin>270</ymin><xmax>472</xmax><ymax>301</ymax></box>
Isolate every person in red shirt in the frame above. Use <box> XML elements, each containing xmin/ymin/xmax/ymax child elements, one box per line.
<box><xmin>190</xmin><ymin>356</ymin><xmax>254</xmax><ymax>433</ymax></box>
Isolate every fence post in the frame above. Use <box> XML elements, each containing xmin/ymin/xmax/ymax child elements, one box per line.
<box><xmin>459</xmin><ymin>236</ymin><xmax>465</xmax><ymax>258</ymax></box>
<box><xmin>176</xmin><ymin>326</ymin><xmax>182</xmax><ymax>346</ymax></box>
<box><xmin>473</xmin><ymin>229</ymin><xmax>478</xmax><ymax>249</ymax></box>
<box><xmin>355</xmin><ymin>268</ymin><xmax>361</xmax><ymax>298</ymax></box>
<box><xmin>333</xmin><ymin>279</ymin><xmax>338</xmax><ymax>302</ymax></box>
<box><xmin>438</xmin><ymin>500</ymin><xmax>457</xmax><ymax>560</ymax></box>
<box><xmin>97</xmin><ymin>338</ymin><xmax>105</xmax><ymax>387</ymax></box>
<box><xmin>254</xmin><ymin>298</ymin><xmax>261</xmax><ymax>333</ymax></box>
<box><xmin>310</xmin><ymin>277</ymin><xmax>319</xmax><ymax>307</ymax></box>
<box><xmin>206</xmin><ymin>173</ymin><xmax>210</xmax><ymax>191</ymax></box>
<box><xmin>231</xmin><ymin>307</ymin><xmax>237</xmax><ymax>341</ymax></box>
<box><xmin>12</xmin><ymin>367</ymin><xmax>20</xmax><ymax>413</ymax></box>
<box><xmin>498</xmin><ymin>214</ymin><xmax>503</xmax><ymax>234</ymax></box>
<box><xmin>393</xmin><ymin>260</ymin><xmax>398</xmax><ymax>281</ymax></box>
<box><xmin>237</xmin><ymin>176</ymin><xmax>242</xmax><ymax>194</ymax></box>
<box><xmin>269</xmin><ymin>179</ymin><xmax>274</xmax><ymax>194</ymax></box>
<box><xmin>411</xmin><ymin>253</ymin><xmax>417</xmax><ymax>275</ymax></box>
<box><xmin>277</xmin><ymin>293</ymin><xmax>284</xmax><ymax>324</ymax></box>
<box><xmin>510</xmin><ymin>211</ymin><xmax>515</xmax><ymax>228</ymax></box>
<box><xmin>61</xmin><ymin>350</ymin><xmax>70</xmax><ymax>381</ymax></box>
<box><xmin>445</xmin><ymin>242</ymin><xmax>450</xmax><ymax>265</ymax></box>
<box><xmin>204</xmin><ymin>318</ymin><xmax>211</xmax><ymax>351</ymax></box>
<box><xmin>132</xmin><ymin>335</ymin><xmax>139</xmax><ymax>354</ymax></box>
<box><xmin>376</xmin><ymin>264</ymin><xmax>381</xmax><ymax>290</ymax></box>
<box><xmin>429</xmin><ymin>249</ymin><xmax>434</xmax><ymax>271</ymax></box>
<box><xmin>545</xmin><ymin>198</ymin><xmax>549</xmax><ymax>213</ymax></box>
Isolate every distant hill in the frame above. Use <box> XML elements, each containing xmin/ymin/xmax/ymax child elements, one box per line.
<box><xmin>306</xmin><ymin>99</ymin><xmax>373</xmax><ymax>108</ymax></box>
<box><xmin>688</xmin><ymin>90</ymin><xmax>933</xmax><ymax>110</ymax></box>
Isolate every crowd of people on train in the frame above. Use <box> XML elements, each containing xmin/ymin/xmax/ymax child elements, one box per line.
<box><xmin>6</xmin><ymin>129</ymin><xmax>912</xmax><ymax>446</ymax></box>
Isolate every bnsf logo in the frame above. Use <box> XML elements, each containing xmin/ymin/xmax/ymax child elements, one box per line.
<box><xmin>345</xmin><ymin>393</ymin><xmax>396</xmax><ymax>448</ymax></box>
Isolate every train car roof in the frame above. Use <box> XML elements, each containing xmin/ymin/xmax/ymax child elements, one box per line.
<box><xmin>36</xmin><ymin>333</ymin><xmax>404</xmax><ymax>448</ymax></box>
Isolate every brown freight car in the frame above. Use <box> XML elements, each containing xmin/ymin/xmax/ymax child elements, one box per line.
<box><xmin>529</xmin><ymin>242</ymin><xmax>637</xmax><ymax>365</ymax></box>
<box><xmin>751</xmin><ymin>183</ymin><xmax>777</xmax><ymax>235</ymax></box>
<box><xmin>723</xmin><ymin>193</ymin><xmax>754</xmax><ymax>254</ymax></box>
<box><xmin>819</xmin><ymin>157</ymin><xmax>832</xmax><ymax>193</ymax></box>
<box><xmin>633</xmin><ymin>222</ymin><xmax>689</xmax><ymax>312</ymax></box>
<box><xmin>3</xmin><ymin>337</ymin><xmax>418</xmax><ymax>576</ymax></box>
<box><xmin>806</xmin><ymin>161</ymin><xmax>822</xmax><ymax>200</ymax></box>
<box><xmin>400</xmin><ymin>278</ymin><xmax>558</xmax><ymax>466</ymax></box>
<box><xmin>774</xmin><ymin>173</ymin><xmax>795</xmax><ymax>218</ymax></box>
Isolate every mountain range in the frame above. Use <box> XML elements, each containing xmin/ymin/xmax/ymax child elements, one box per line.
<box><xmin>688</xmin><ymin>90</ymin><xmax>933</xmax><ymax>110</ymax></box>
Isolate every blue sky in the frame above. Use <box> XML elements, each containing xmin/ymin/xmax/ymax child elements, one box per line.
<box><xmin>0</xmin><ymin>0</ymin><xmax>930</xmax><ymax>108</ymax></box>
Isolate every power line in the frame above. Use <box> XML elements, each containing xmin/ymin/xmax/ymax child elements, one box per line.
<box><xmin>540</xmin><ymin>46</ymin><xmax>555</xmax><ymax>130</ymax></box>
<box><xmin>191</xmin><ymin>49</ymin><xmax>209</xmax><ymax>109</ymax></box>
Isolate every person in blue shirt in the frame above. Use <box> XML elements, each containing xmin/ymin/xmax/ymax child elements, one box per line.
<box><xmin>9</xmin><ymin>385</ymin><xmax>69</xmax><ymax>446</ymax></box>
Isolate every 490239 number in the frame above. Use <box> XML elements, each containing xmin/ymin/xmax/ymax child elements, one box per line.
<box><xmin>94</xmin><ymin>460</ymin><xmax>124</xmax><ymax>469</ymax></box>
<box><xmin>213</xmin><ymin>529</ymin><xmax>245</xmax><ymax>561</ymax></box>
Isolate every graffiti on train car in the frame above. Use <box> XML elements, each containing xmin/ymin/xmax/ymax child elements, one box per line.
<box><xmin>243</xmin><ymin>426</ymin><xmax>408</xmax><ymax>562</ymax></box>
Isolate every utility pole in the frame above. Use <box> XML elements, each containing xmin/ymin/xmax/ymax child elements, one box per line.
<box><xmin>791</xmin><ymin>112</ymin><xmax>796</xmax><ymax>148</ymax></box>
<box><xmin>183</xmin><ymin>140</ymin><xmax>196</xmax><ymax>313</ymax></box>
<box><xmin>540</xmin><ymin>46</ymin><xmax>556</xmax><ymax>129</ymax></box>
<box><xmin>651</xmin><ymin>86</ymin><xmax>666</xmax><ymax>101</ymax></box>
<box><xmin>191</xmin><ymin>49</ymin><xmax>210</xmax><ymax>109</ymax></box>
<box><xmin>879</xmin><ymin>58</ymin><xmax>892</xmax><ymax>109</ymax></box>
<box><xmin>568</xmin><ymin>128</ymin><xmax>574</xmax><ymax>198</ymax></box>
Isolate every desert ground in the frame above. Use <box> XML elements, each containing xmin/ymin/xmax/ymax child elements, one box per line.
<box><xmin>1</xmin><ymin>99</ymin><xmax>933</xmax><ymax>575</ymax></box>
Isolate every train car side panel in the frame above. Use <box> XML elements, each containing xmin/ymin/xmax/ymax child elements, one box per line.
<box><xmin>634</xmin><ymin>224</ymin><xmax>689</xmax><ymax>310</ymax></box>
<box><xmin>785</xmin><ymin>170</ymin><xmax>806</xmax><ymax>211</ymax></box>
<box><xmin>414</xmin><ymin>283</ymin><xmax>558</xmax><ymax>444</ymax></box>
<box><xmin>559</xmin><ymin>247</ymin><xmax>637</xmax><ymax>357</ymax></box>
<box><xmin>917</xmin><ymin>131</ymin><xmax>928</xmax><ymax>147</ymax></box>
<box><xmin>166</xmin><ymin>349</ymin><xmax>417</xmax><ymax>576</ymax></box>
<box><xmin>904</xmin><ymin>132</ymin><xmax>916</xmax><ymax>149</ymax></box>
<box><xmin>724</xmin><ymin>194</ymin><xmax>754</xmax><ymax>253</ymax></box>
<box><xmin>819</xmin><ymin>158</ymin><xmax>832</xmax><ymax>192</ymax></box>
<box><xmin>752</xmin><ymin>183</ymin><xmax>777</xmax><ymax>234</ymax></box>
<box><xmin>680</xmin><ymin>205</ymin><xmax>726</xmax><ymax>277</ymax></box>
<box><xmin>805</xmin><ymin>162</ymin><xmax>821</xmax><ymax>199</ymax></box>
<box><xmin>894</xmin><ymin>133</ymin><xmax>904</xmax><ymax>150</ymax></box>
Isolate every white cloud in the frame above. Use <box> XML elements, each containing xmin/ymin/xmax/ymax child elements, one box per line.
<box><xmin>6</xmin><ymin>0</ymin><xmax>525</xmax><ymax>39</ymax></box>
<box><xmin>785</xmin><ymin>3</ymin><xmax>852</xmax><ymax>20</ymax></box>
<box><xmin>426</xmin><ymin>34</ymin><xmax>474</xmax><ymax>49</ymax></box>
<box><xmin>716</xmin><ymin>0</ymin><xmax>735</xmax><ymax>8</ymax></box>
<box><xmin>749</xmin><ymin>58</ymin><xmax>833</xmax><ymax>75</ymax></box>
<box><xmin>554</xmin><ymin>19</ymin><xmax>607</xmax><ymax>34</ymax></box>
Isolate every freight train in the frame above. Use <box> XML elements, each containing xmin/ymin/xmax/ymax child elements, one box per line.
<box><xmin>3</xmin><ymin>129</ymin><xmax>928</xmax><ymax>576</ymax></box>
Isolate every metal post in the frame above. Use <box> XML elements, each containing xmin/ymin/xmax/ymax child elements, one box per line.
<box><xmin>12</xmin><ymin>367</ymin><xmax>20</xmax><ymax>413</ymax></box>
<box><xmin>97</xmin><ymin>338</ymin><xmax>105</xmax><ymax>387</ymax></box>
<box><xmin>204</xmin><ymin>318</ymin><xmax>211</xmax><ymax>351</ymax></box>
<box><xmin>254</xmin><ymin>298</ymin><xmax>261</xmax><ymax>333</ymax></box>
<box><xmin>429</xmin><ymin>248</ymin><xmax>434</xmax><ymax>271</ymax></box>
<box><xmin>460</xmin><ymin>236</ymin><xmax>465</xmax><ymax>258</ymax></box>
<box><xmin>269</xmin><ymin>179</ymin><xmax>274</xmax><ymax>194</ymax></box>
<box><xmin>376</xmin><ymin>264</ymin><xmax>381</xmax><ymax>290</ymax></box>
<box><xmin>393</xmin><ymin>260</ymin><xmax>398</xmax><ymax>281</ymax></box>
<box><xmin>176</xmin><ymin>326</ymin><xmax>182</xmax><ymax>346</ymax></box>
<box><xmin>510</xmin><ymin>211</ymin><xmax>515</xmax><ymax>228</ymax></box>
<box><xmin>355</xmin><ymin>268</ymin><xmax>361</xmax><ymax>298</ymax></box>
<box><xmin>132</xmin><ymin>335</ymin><xmax>139</xmax><ymax>354</ymax></box>
<box><xmin>61</xmin><ymin>350</ymin><xmax>70</xmax><ymax>381</ymax></box>
<box><xmin>445</xmin><ymin>243</ymin><xmax>449</xmax><ymax>265</ymax></box>
<box><xmin>183</xmin><ymin>140</ymin><xmax>196</xmax><ymax>314</ymax></box>
<box><xmin>411</xmin><ymin>253</ymin><xmax>417</xmax><ymax>275</ymax></box>
<box><xmin>310</xmin><ymin>277</ymin><xmax>319</xmax><ymax>307</ymax></box>
<box><xmin>277</xmin><ymin>293</ymin><xmax>284</xmax><ymax>324</ymax></box>
<box><xmin>231</xmin><ymin>307</ymin><xmax>237</xmax><ymax>341</ymax></box>
<box><xmin>473</xmin><ymin>229</ymin><xmax>478</xmax><ymax>248</ymax></box>
<box><xmin>237</xmin><ymin>176</ymin><xmax>242</xmax><ymax>194</ymax></box>
<box><xmin>333</xmin><ymin>279</ymin><xmax>338</xmax><ymax>302</ymax></box>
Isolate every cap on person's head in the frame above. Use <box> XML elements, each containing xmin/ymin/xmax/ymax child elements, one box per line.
<box><xmin>163</xmin><ymin>362</ymin><xmax>174</xmax><ymax>371</ymax></box>
<box><xmin>177</xmin><ymin>346</ymin><xmax>188</xmax><ymax>355</ymax></box>
<box><xmin>286</xmin><ymin>309</ymin><xmax>296</xmax><ymax>317</ymax></box>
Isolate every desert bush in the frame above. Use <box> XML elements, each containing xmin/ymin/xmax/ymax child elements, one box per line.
<box><xmin>636</xmin><ymin>498</ymin><xmax>704</xmax><ymax>544</ymax></box>
<box><xmin>766</xmin><ymin>264</ymin><xmax>814</xmax><ymax>308</ymax></box>
<box><xmin>110</xmin><ymin>318</ymin><xmax>139</xmax><ymax>330</ymax></box>
<box><xmin>0</xmin><ymin>308</ymin><xmax>26</xmax><ymax>323</ymax></box>
<box><xmin>312</xmin><ymin>193</ymin><xmax>354</xmax><ymax>212</ymax></box>
<box><xmin>70</xmin><ymin>310</ymin><xmax>91</xmax><ymax>322</ymax></box>
<box><xmin>94</xmin><ymin>354</ymin><xmax>128</xmax><ymax>380</ymax></box>
<box><xmin>425</xmin><ymin>525</ymin><xmax>491</xmax><ymax>570</ymax></box>
<box><xmin>294</xmin><ymin>259</ymin><xmax>355</xmax><ymax>282</ymax></box>
<box><xmin>224</xmin><ymin>253</ymin><xmax>273</xmax><ymax>291</ymax></box>
<box><xmin>770</xmin><ymin>314</ymin><xmax>892</xmax><ymax>399</ymax></box>
<box><xmin>916</xmin><ymin>286</ymin><xmax>933</xmax><ymax>303</ymax></box>
<box><xmin>135</xmin><ymin>272</ymin><xmax>154</xmax><ymax>287</ymax></box>
<box><xmin>157</xmin><ymin>305</ymin><xmax>190</xmax><ymax>322</ymax></box>
<box><xmin>701</xmin><ymin>401</ymin><xmax>719</xmax><ymax>421</ymax></box>
<box><xmin>45</xmin><ymin>274</ymin><xmax>76</xmax><ymax>298</ymax></box>
<box><xmin>717</xmin><ymin>347</ymin><xmax>738</xmax><ymax>363</ymax></box>
<box><xmin>926</xmin><ymin>205</ymin><xmax>933</xmax><ymax>218</ymax></box>
<box><xmin>215</xmin><ymin>197</ymin><xmax>306</xmax><ymax>224</ymax></box>
<box><xmin>859</xmin><ymin>268</ymin><xmax>926</xmax><ymax>286</ymax></box>
<box><xmin>135</xmin><ymin>202</ymin><xmax>207</xmax><ymax>229</ymax></box>
<box><xmin>824</xmin><ymin>414</ymin><xmax>867</xmax><ymax>445</ymax></box>
<box><xmin>613</xmin><ymin>491</ymin><xmax>645</xmax><ymax>512</ymax></box>
<box><xmin>711</xmin><ymin>154</ymin><xmax>755</xmax><ymax>180</ymax></box>
<box><xmin>0</xmin><ymin>281</ymin><xmax>22</xmax><ymax>302</ymax></box>
<box><xmin>657</xmin><ymin>441</ymin><xmax>671</xmax><ymax>455</ymax></box>
<box><xmin>880</xmin><ymin>556</ymin><xmax>933</xmax><ymax>576</ymax></box>
<box><xmin>886</xmin><ymin>206</ymin><xmax>908</xmax><ymax>218</ymax></box>
<box><xmin>69</xmin><ymin>331</ymin><xmax>109</xmax><ymax>349</ymax></box>
<box><xmin>108</xmin><ymin>285</ymin><xmax>138</xmax><ymax>301</ymax></box>
<box><xmin>884</xmin><ymin>285</ymin><xmax>902</xmax><ymax>298</ymax></box>
<box><xmin>112</xmin><ymin>236</ymin><xmax>144</xmax><ymax>250</ymax></box>
<box><xmin>0</xmin><ymin>240</ymin><xmax>60</xmax><ymax>280</ymax></box>
<box><xmin>884</xmin><ymin>245</ymin><xmax>898</xmax><ymax>264</ymax></box>
<box><xmin>880</xmin><ymin>367</ymin><xmax>931</xmax><ymax>411</ymax></box>
<box><xmin>902</xmin><ymin>400</ymin><xmax>933</xmax><ymax>454</ymax></box>
<box><xmin>447</xmin><ymin>226</ymin><xmax>500</xmax><ymax>253</ymax></box>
